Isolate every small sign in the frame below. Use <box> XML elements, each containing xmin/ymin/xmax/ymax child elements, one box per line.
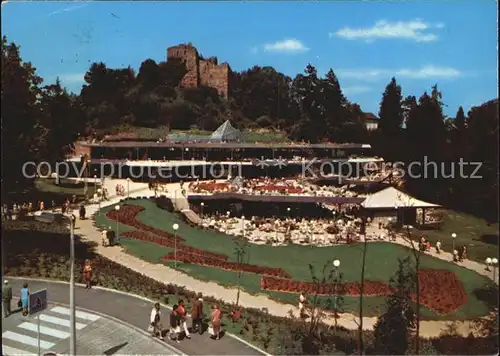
<box><xmin>29</xmin><ymin>289</ymin><xmax>48</xmax><ymax>315</ymax></box>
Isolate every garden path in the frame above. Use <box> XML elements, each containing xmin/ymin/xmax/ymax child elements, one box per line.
<box><xmin>72</xmin><ymin>178</ymin><xmax>489</xmax><ymax>338</ymax></box>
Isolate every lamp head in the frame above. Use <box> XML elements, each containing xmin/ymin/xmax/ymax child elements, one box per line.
<box><xmin>333</xmin><ymin>259</ymin><xmax>340</xmax><ymax>267</ymax></box>
<box><xmin>486</xmin><ymin>257</ymin><xmax>492</xmax><ymax>264</ymax></box>
<box><xmin>172</xmin><ymin>223</ymin><xmax>179</xmax><ymax>231</ymax></box>
<box><xmin>115</xmin><ymin>205</ymin><xmax>120</xmax><ymax>211</ymax></box>
<box><xmin>492</xmin><ymin>258</ymin><xmax>498</xmax><ymax>265</ymax></box>
<box><xmin>200</xmin><ymin>202</ymin><xmax>204</xmax><ymax>206</ymax></box>
<box><xmin>452</xmin><ymin>233</ymin><xmax>457</xmax><ymax>238</ymax></box>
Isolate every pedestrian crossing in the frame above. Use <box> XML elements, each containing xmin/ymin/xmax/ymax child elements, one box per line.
<box><xmin>2</xmin><ymin>306</ymin><xmax>101</xmax><ymax>356</ymax></box>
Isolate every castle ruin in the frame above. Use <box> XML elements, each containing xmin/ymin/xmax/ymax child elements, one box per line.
<box><xmin>167</xmin><ymin>43</ymin><xmax>232</xmax><ymax>98</ymax></box>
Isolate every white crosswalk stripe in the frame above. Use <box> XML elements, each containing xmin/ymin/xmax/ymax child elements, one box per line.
<box><xmin>50</xmin><ymin>306</ymin><xmax>101</xmax><ymax>322</ymax></box>
<box><xmin>2</xmin><ymin>344</ymin><xmax>36</xmax><ymax>355</ymax></box>
<box><xmin>2</xmin><ymin>331</ymin><xmax>55</xmax><ymax>349</ymax></box>
<box><xmin>18</xmin><ymin>322</ymin><xmax>71</xmax><ymax>339</ymax></box>
<box><xmin>2</xmin><ymin>305</ymin><xmax>101</xmax><ymax>355</ymax></box>
<box><xmin>38</xmin><ymin>314</ymin><xmax>86</xmax><ymax>330</ymax></box>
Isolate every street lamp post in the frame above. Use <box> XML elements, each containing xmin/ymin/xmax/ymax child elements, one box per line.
<box><xmin>173</xmin><ymin>223</ymin><xmax>179</xmax><ymax>267</ymax></box>
<box><xmin>332</xmin><ymin>259</ymin><xmax>340</xmax><ymax>329</ymax></box>
<box><xmin>200</xmin><ymin>202</ymin><xmax>204</xmax><ymax>219</ymax></box>
<box><xmin>451</xmin><ymin>233</ymin><xmax>457</xmax><ymax>254</ymax></box>
<box><xmin>487</xmin><ymin>258</ymin><xmax>499</xmax><ymax>281</ymax></box>
<box><xmin>493</xmin><ymin>258</ymin><xmax>498</xmax><ymax>282</ymax></box>
<box><xmin>486</xmin><ymin>257</ymin><xmax>492</xmax><ymax>271</ymax></box>
<box><xmin>65</xmin><ymin>214</ymin><xmax>77</xmax><ymax>356</ymax></box>
<box><xmin>115</xmin><ymin>205</ymin><xmax>120</xmax><ymax>241</ymax></box>
<box><xmin>287</xmin><ymin>207</ymin><xmax>291</xmax><ymax>218</ymax></box>
<box><xmin>127</xmin><ymin>178</ymin><xmax>130</xmax><ymax>198</ymax></box>
<box><xmin>97</xmin><ymin>189</ymin><xmax>102</xmax><ymax>215</ymax></box>
<box><xmin>241</xmin><ymin>215</ymin><xmax>245</xmax><ymax>238</ymax></box>
<box><xmin>93</xmin><ymin>175</ymin><xmax>97</xmax><ymax>195</ymax></box>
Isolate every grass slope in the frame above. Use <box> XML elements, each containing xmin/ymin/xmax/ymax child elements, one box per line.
<box><xmin>95</xmin><ymin>199</ymin><xmax>492</xmax><ymax>320</ymax></box>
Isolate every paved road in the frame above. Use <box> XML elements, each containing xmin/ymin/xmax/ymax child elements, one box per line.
<box><xmin>5</xmin><ymin>278</ymin><xmax>264</xmax><ymax>355</ymax></box>
<box><xmin>2</xmin><ymin>302</ymin><xmax>177</xmax><ymax>355</ymax></box>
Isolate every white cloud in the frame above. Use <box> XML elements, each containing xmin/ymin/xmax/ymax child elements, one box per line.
<box><xmin>337</xmin><ymin>65</ymin><xmax>462</xmax><ymax>81</ymax></box>
<box><xmin>342</xmin><ymin>86</ymin><xmax>373</xmax><ymax>95</ymax></box>
<box><xmin>331</xmin><ymin>19</ymin><xmax>444</xmax><ymax>42</ymax></box>
<box><xmin>263</xmin><ymin>39</ymin><xmax>309</xmax><ymax>53</ymax></box>
<box><xmin>58</xmin><ymin>73</ymin><xmax>85</xmax><ymax>84</ymax></box>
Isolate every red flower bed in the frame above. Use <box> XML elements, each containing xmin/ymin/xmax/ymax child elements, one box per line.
<box><xmin>260</xmin><ymin>276</ymin><xmax>391</xmax><ymax>296</ymax></box>
<box><xmin>416</xmin><ymin>269</ymin><xmax>468</xmax><ymax>314</ymax></box>
<box><xmin>194</xmin><ymin>182</ymin><xmax>230</xmax><ymax>191</ymax></box>
<box><xmin>254</xmin><ymin>185</ymin><xmax>304</xmax><ymax>194</ymax></box>
<box><xmin>120</xmin><ymin>231</ymin><xmax>228</xmax><ymax>261</ymax></box>
<box><xmin>261</xmin><ymin>269</ymin><xmax>468</xmax><ymax>314</ymax></box>
<box><xmin>163</xmin><ymin>252</ymin><xmax>292</xmax><ymax>279</ymax></box>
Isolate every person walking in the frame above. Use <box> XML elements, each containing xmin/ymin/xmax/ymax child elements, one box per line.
<box><xmin>79</xmin><ymin>204</ymin><xmax>86</xmax><ymax>220</ymax></box>
<box><xmin>169</xmin><ymin>305</ymin><xmax>181</xmax><ymax>343</ymax></box>
<box><xmin>83</xmin><ymin>259</ymin><xmax>93</xmax><ymax>289</ymax></box>
<box><xmin>2</xmin><ymin>280</ymin><xmax>12</xmax><ymax>318</ymax></box>
<box><xmin>210</xmin><ymin>304</ymin><xmax>222</xmax><ymax>340</ymax></box>
<box><xmin>20</xmin><ymin>283</ymin><xmax>30</xmax><ymax>316</ymax></box>
<box><xmin>435</xmin><ymin>240</ymin><xmax>442</xmax><ymax>254</ymax></box>
<box><xmin>176</xmin><ymin>299</ymin><xmax>191</xmax><ymax>339</ymax></box>
<box><xmin>149</xmin><ymin>302</ymin><xmax>164</xmax><ymax>340</ymax></box>
<box><xmin>298</xmin><ymin>292</ymin><xmax>307</xmax><ymax>318</ymax></box>
<box><xmin>191</xmin><ymin>293</ymin><xmax>204</xmax><ymax>334</ymax></box>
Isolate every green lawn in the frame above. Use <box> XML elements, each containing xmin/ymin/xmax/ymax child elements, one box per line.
<box><xmin>412</xmin><ymin>210</ymin><xmax>498</xmax><ymax>263</ymax></box>
<box><xmin>95</xmin><ymin>199</ymin><xmax>493</xmax><ymax>320</ymax></box>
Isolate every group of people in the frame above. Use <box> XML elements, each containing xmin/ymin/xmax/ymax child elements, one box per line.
<box><xmin>453</xmin><ymin>245</ymin><xmax>468</xmax><ymax>262</ymax></box>
<box><xmin>149</xmin><ymin>294</ymin><xmax>222</xmax><ymax>343</ymax></box>
<box><xmin>2</xmin><ymin>281</ymin><xmax>29</xmax><ymax>318</ymax></box>
<box><xmin>115</xmin><ymin>184</ymin><xmax>127</xmax><ymax>196</ymax></box>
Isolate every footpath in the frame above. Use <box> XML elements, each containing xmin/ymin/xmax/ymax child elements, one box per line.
<box><xmin>5</xmin><ymin>278</ymin><xmax>264</xmax><ymax>356</ymax></box>
<box><xmin>73</xmin><ymin>179</ymin><xmax>490</xmax><ymax>338</ymax></box>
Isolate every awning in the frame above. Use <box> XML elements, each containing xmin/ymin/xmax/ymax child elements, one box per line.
<box><xmin>361</xmin><ymin>186</ymin><xmax>441</xmax><ymax>209</ymax></box>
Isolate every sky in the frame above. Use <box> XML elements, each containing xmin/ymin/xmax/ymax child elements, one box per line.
<box><xmin>2</xmin><ymin>1</ymin><xmax>498</xmax><ymax>117</ymax></box>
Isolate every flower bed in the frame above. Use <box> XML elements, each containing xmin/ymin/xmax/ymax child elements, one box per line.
<box><xmin>120</xmin><ymin>231</ymin><xmax>228</xmax><ymax>261</ymax></box>
<box><xmin>163</xmin><ymin>252</ymin><xmax>292</xmax><ymax>279</ymax></box>
<box><xmin>416</xmin><ymin>269</ymin><xmax>468</xmax><ymax>314</ymax></box>
<box><xmin>260</xmin><ymin>276</ymin><xmax>391</xmax><ymax>297</ymax></box>
<box><xmin>192</xmin><ymin>182</ymin><xmax>230</xmax><ymax>191</ymax></box>
<box><xmin>261</xmin><ymin>269</ymin><xmax>469</xmax><ymax>314</ymax></box>
<box><xmin>254</xmin><ymin>185</ymin><xmax>304</xmax><ymax>194</ymax></box>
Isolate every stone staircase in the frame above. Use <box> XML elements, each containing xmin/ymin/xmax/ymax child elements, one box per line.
<box><xmin>171</xmin><ymin>189</ymin><xmax>202</xmax><ymax>225</ymax></box>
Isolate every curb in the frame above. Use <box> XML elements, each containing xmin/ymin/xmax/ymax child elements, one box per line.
<box><xmin>10</xmin><ymin>293</ymin><xmax>186</xmax><ymax>356</ymax></box>
<box><xmin>6</xmin><ymin>276</ymin><xmax>272</xmax><ymax>356</ymax></box>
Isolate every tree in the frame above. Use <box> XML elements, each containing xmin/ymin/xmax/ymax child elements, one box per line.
<box><xmin>377</xmin><ymin>77</ymin><xmax>404</xmax><ymax>160</ymax></box>
<box><xmin>373</xmin><ymin>257</ymin><xmax>416</xmax><ymax>355</ymax></box>
<box><xmin>233</xmin><ymin>235</ymin><xmax>250</xmax><ymax>308</ymax></box>
<box><xmin>455</xmin><ymin>106</ymin><xmax>465</xmax><ymax>131</ymax></box>
<box><xmin>302</xmin><ymin>260</ymin><xmax>343</xmax><ymax>354</ymax></box>
<box><xmin>378</xmin><ymin>77</ymin><xmax>404</xmax><ymax>135</ymax></box>
<box><xmin>1</xmin><ymin>36</ymin><xmax>45</xmax><ymax>189</ymax></box>
<box><xmin>39</xmin><ymin>79</ymin><xmax>85</xmax><ymax>161</ymax></box>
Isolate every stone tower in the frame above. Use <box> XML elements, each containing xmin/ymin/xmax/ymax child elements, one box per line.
<box><xmin>166</xmin><ymin>43</ymin><xmax>232</xmax><ymax>98</ymax></box>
